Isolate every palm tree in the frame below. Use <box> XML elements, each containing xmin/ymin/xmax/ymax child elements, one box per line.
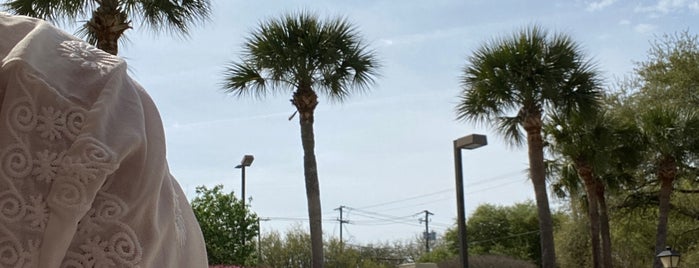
<box><xmin>634</xmin><ymin>107</ymin><xmax>699</xmax><ymax>268</ymax></box>
<box><xmin>546</xmin><ymin>110</ymin><xmax>642</xmax><ymax>268</ymax></box>
<box><xmin>222</xmin><ymin>12</ymin><xmax>379</xmax><ymax>268</ymax></box>
<box><xmin>3</xmin><ymin>0</ymin><xmax>211</xmax><ymax>55</ymax></box>
<box><xmin>456</xmin><ymin>26</ymin><xmax>602</xmax><ymax>268</ymax></box>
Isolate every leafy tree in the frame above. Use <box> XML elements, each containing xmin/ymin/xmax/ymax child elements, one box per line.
<box><xmin>191</xmin><ymin>185</ymin><xmax>259</xmax><ymax>266</ymax></box>
<box><xmin>222</xmin><ymin>11</ymin><xmax>379</xmax><ymax>268</ymax></box>
<box><xmin>633</xmin><ymin>107</ymin><xmax>699</xmax><ymax>268</ymax></box>
<box><xmin>622</xmin><ymin>31</ymin><xmax>699</xmax><ymax>268</ymax></box>
<box><xmin>456</xmin><ymin>25</ymin><xmax>602</xmax><ymax>268</ymax></box>
<box><xmin>635</xmin><ymin>31</ymin><xmax>699</xmax><ymax>110</ymax></box>
<box><xmin>3</xmin><ymin>0</ymin><xmax>211</xmax><ymax>55</ymax></box>
<box><xmin>442</xmin><ymin>201</ymin><xmax>543</xmax><ymax>265</ymax></box>
<box><xmin>554</xmin><ymin>207</ymin><xmax>593</xmax><ymax>268</ymax></box>
<box><xmin>258</xmin><ymin>226</ymin><xmax>402</xmax><ymax>268</ymax></box>
<box><xmin>259</xmin><ymin>225</ymin><xmax>312</xmax><ymax>267</ymax></box>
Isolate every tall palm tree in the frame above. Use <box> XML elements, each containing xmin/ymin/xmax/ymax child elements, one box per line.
<box><xmin>634</xmin><ymin>107</ymin><xmax>699</xmax><ymax>268</ymax></box>
<box><xmin>4</xmin><ymin>0</ymin><xmax>211</xmax><ymax>55</ymax></box>
<box><xmin>456</xmin><ymin>26</ymin><xmax>602</xmax><ymax>268</ymax></box>
<box><xmin>222</xmin><ymin>12</ymin><xmax>379</xmax><ymax>268</ymax></box>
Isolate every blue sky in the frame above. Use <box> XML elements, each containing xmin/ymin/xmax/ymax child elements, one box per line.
<box><xmin>47</xmin><ymin>0</ymin><xmax>699</xmax><ymax>244</ymax></box>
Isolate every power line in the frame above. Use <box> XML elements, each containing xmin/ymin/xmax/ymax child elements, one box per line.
<box><xmin>354</xmin><ymin>170</ymin><xmax>525</xmax><ymax>211</ymax></box>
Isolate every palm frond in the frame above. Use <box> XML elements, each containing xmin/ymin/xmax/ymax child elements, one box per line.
<box><xmin>457</xmin><ymin>25</ymin><xmax>603</xmax><ymax>148</ymax></box>
<box><xmin>222</xmin><ymin>62</ymin><xmax>271</xmax><ymax>99</ymax></box>
<box><xmin>125</xmin><ymin>0</ymin><xmax>211</xmax><ymax>37</ymax></box>
<box><xmin>3</xmin><ymin>0</ymin><xmax>87</xmax><ymax>21</ymax></box>
<box><xmin>223</xmin><ymin>11</ymin><xmax>379</xmax><ymax>101</ymax></box>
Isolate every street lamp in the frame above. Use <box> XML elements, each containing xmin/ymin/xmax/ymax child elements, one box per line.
<box><xmin>657</xmin><ymin>246</ymin><xmax>681</xmax><ymax>268</ymax></box>
<box><xmin>453</xmin><ymin>134</ymin><xmax>487</xmax><ymax>268</ymax></box>
<box><xmin>235</xmin><ymin>155</ymin><xmax>254</xmax><ymax>207</ymax></box>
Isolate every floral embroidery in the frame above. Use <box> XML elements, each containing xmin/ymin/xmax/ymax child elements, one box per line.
<box><xmin>36</xmin><ymin>106</ymin><xmax>66</xmax><ymax>141</ymax></box>
<box><xmin>0</xmin><ymin>34</ymin><xmax>150</xmax><ymax>268</ymax></box>
<box><xmin>24</xmin><ymin>196</ymin><xmax>49</xmax><ymax>229</ymax></box>
<box><xmin>60</xmin><ymin>156</ymin><xmax>99</xmax><ymax>185</ymax></box>
<box><xmin>18</xmin><ymin>239</ymin><xmax>40</xmax><ymax>268</ymax></box>
<box><xmin>32</xmin><ymin>150</ymin><xmax>63</xmax><ymax>183</ymax></box>
<box><xmin>80</xmin><ymin>236</ymin><xmax>116</xmax><ymax>268</ymax></box>
<box><xmin>58</xmin><ymin>40</ymin><xmax>120</xmax><ymax>75</ymax></box>
<box><xmin>77</xmin><ymin>209</ymin><xmax>102</xmax><ymax>236</ymax></box>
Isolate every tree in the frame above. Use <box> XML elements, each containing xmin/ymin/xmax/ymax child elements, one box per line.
<box><xmin>545</xmin><ymin>108</ymin><xmax>642</xmax><ymax>268</ymax></box>
<box><xmin>259</xmin><ymin>226</ymin><xmax>312</xmax><ymax>267</ymax></box>
<box><xmin>3</xmin><ymin>0</ymin><xmax>211</xmax><ymax>55</ymax></box>
<box><xmin>441</xmin><ymin>201</ymin><xmax>543</xmax><ymax>265</ymax></box>
<box><xmin>222</xmin><ymin>12</ymin><xmax>379</xmax><ymax>268</ymax></box>
<box><xmin>456</xmin><ymin>25</ymin><xmax>602</xmax><ymax>268</ymax></box>
<box><xmin>191</xmin><ymin>185</ymin><xmax>259</xmax><ymax>266</ymax></box>
<box><xmin>627</xmin><ymin>31</ymin><xmax>699</xmax><ymax>268</ymax></box>
<box><xmin>634</xmin><ymin>107</ymin><xmax>699</xmax><ymax>268</ymax></box>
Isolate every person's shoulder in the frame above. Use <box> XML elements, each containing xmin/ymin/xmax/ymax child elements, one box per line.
<box><xmin>1</xmin><ymin>13</ymin><xmax>127</xmax><ymax>108</ymax></box>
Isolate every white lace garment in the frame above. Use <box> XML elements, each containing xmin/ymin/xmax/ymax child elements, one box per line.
<box><xmin>0</xmin><ymin>13</ymin><xmax>208</xmax><ymax>268</ymax></box>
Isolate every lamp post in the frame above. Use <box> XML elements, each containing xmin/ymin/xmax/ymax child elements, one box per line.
<box><xmin>453</xmin><ymin>134</ymin><xmax>487</xmax><ymax>268</ymax></box>
<box><xmin>235</xmin><ymin>155</ymin><xmax>254</xmax><ymax>208</ymax></box>
<box><xmin>657</xmin><ymin>246</ymin><xmax>681</xmax><ymax>268</ymax></box>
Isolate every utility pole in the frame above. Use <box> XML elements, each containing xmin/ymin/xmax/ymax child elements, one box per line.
<box><xmin>335</xmin><ymin>206</ymin><xmax>350</xmax><ymax>246</ymax></box>
<box><xmin>419</xmin><ymin>210</ymin><xmax>434</xmax><ymax>252</ymax></box>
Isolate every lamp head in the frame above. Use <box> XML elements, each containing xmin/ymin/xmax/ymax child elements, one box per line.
<box><xmin>454</xmin><ymin>134</ymin><xmax>488</xmax><ymax>150</ymax></box>
<box><xmin>236</xmin><ymin>155</ymin><xmax>254</xmax><ymax>168</ymax></box>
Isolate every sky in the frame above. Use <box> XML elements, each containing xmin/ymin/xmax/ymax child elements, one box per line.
<box><xmin>39</xmin><ymin>0</ymin><xmax>699</xmax><ymax>245</ymax></box>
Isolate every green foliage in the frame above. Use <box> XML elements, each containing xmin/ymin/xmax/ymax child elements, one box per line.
<box><xmin>554</xmin><ymin>208</ymin><xmax>593</xmax><ymax>268</ymax></box>
<box><xmin>223</xmin><ymin>11</ymin><xmax>380</xmax><ymax>100</ymax></box>
<box><xmin>191</xmin><ymin>185</ymin><xmax>258</xmax><ymax>266</ymax></box>
<box><xmin>258</xmin><ymin>226</ymin><xmax>408</xmax><ymax>268</ymax></box>
<box><xmin>259</xmin><ymin>225</ymin><xmax>311</xmax><ymax>267</ymax></box>
<box><xmin>442</xmin><ymin>201</ymin><xmax>542</xmax><ymax>265</ymax></box>
<box><xmin>417</xmin><ymin>245</ymin><xmax>453</xmax><ymax>263</ymax></box>
<box><xmin>3</xmin><ymin>0</ymin><xmax>211</xmax><ymax>37</ymax></box>
<box><xmin>636</xmin><ymin>31</ymin><xmax>699</xmax><ymax>109</ymax></box>
<box><xmin>457</xmin><ymin>25</ymin><xmax>602</xmax><ymax>146</ymax></box>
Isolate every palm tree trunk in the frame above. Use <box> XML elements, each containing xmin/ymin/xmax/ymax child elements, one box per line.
<box><xmin>524</xmin><ymin>117</ymin><xmax>557</xmax><ymax>268</ymax></box>
<box><xmin>293</xmin><ymin>88</ymin><xmax>324</xmax><ymax>268</ymax></box>
<box><xmin>596</xmin><ymin>181</ymin><xmax>613</xmax><ymax>268</ymax></box>
<box><xmin>87</xmin><ymin>0</ymin><xmax>130</xmax><ymax>55</ymax></box>
<box><xmin>653</xmin><ymin>156</ymin><xmax>676</xmax><ymax>268</ymax></box>
<box><xmin>576</xmin><ymin>162</ymin><xmax>601</xmax><ymax>268</ymax></box>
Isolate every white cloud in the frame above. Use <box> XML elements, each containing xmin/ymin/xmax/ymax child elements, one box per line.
<box><xmin>634</xmin><ymin>0</ymin><xmax>698</xmax><ymax>14</ymax></box>
<box><xmin>690</xmin><ymin>1</ymin><xmax>699</xmax><ymax>10</ymax></box>
<box><xmin>618</xmin><ymin>19</ymin><xmax>631</xmax><ymax>25</ymax></box>
<box><xmin>587</xmin><ymin>0</ymin><xmax>618</xmax><ymax>11</ymax></box>
<box><xmin>634</xmin><ymin>23</ymin><xmax>658</xmax><ymax>34</ymax></box>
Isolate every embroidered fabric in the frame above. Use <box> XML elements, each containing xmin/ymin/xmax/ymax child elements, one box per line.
<box><xmin>0</xmin><ymin>13</ymin><xmax>208</xmax><ymax>268</ymax></box>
